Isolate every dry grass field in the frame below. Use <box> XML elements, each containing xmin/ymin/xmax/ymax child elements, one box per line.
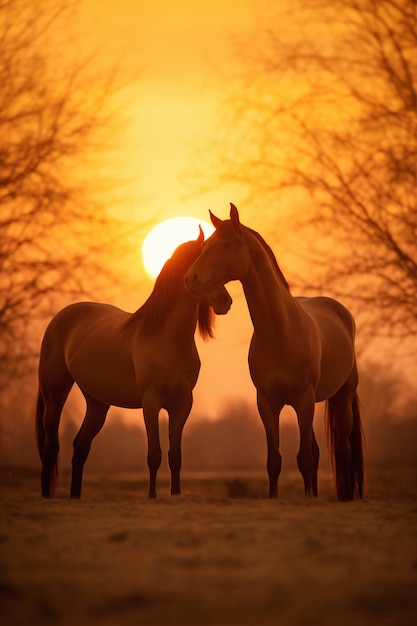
<box><xmin>1</xmin><ymin>466</ymin><xmax>416</xmax><ymax>626</ymax></box>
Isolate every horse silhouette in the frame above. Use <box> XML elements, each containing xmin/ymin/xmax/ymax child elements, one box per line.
<box><xmin>186</xmin><ymin>205</ymin><xmax>364</xmax><ymax>501</ymax></box>
<box><xmin>36</xmin><ymin>229</ymin><xmax>232</xmax><ymax>499</ymax></box>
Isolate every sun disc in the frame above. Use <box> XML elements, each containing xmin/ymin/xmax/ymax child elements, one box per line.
<box><xmin>142</xmin><ymin>217</ymin><xmax>214</xmax><ymax>279</ymax></box>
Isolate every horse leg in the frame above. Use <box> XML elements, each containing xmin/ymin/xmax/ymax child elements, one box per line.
<box><xmin>143</xmin><ymin>392</ymin><xmax>162</xmax><ymax>499</ymax></box>
<box><xmin>39</xmin><ymin>381</ymin><xmax>73</xmax><ymax>498</ymax></box>
<box><xmin>327</xmin><ymin>366</ymin><xmax>364</xmax><ymax>501</ymax></box>
<box><xmin>70</xmin><ymin>394</ymin><xmax>109</xmax><ymax>499</ymax></box>
<box><xmin>294</xmin><ymin>390</ymin><xmax>316</xmax><ymax>497</ymax></box>
<box><xmin>257</xmin><ymin>391</ymin><xmax>283</xmax><ymax>498</ymax></box>
<box><xmin>167</xmin><ymin>389</ymin><xmax>193</xmax><ymax>495</ymax></box>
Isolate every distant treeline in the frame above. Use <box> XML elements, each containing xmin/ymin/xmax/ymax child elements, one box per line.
<box><xmin>2</xmin><ymin>399</ymin><xmax>416</xmax><ymax>473</ymax></box>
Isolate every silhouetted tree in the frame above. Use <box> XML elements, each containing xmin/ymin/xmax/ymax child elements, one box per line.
<box><xmin>0</xmin><ymin>0</ymin><xmax>127</xmax><ymax>385</ymax></box>
<box><xmin>196</xmin><ymin>0</ymin><xmax>416</xmax><ymax>338</ymax></box>
<box><xmin>359</xmin><ymin>363</ymin><xmax>417</xmax><ymax>468</ymax></box>
<box><xmin>183</xmin><ymin>402</ymin><xmax>267</xmax><ymax>470</ymax></box>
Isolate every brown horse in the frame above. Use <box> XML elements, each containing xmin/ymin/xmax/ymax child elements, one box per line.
<box><xmin>36</xmin><ymin>229</ymin><xmax>232</xmax><ymax>499</ymax></box>
<box><xmin>185</xmin><ymin>205</ymin><xmax>364</xmax><ymax>501</ymax></box>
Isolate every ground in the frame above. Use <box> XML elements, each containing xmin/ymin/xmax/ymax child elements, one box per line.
<box><xmin>1</xmin><ymin>467</ymin><xmax>416</xmax><ymax>626</ymax></box>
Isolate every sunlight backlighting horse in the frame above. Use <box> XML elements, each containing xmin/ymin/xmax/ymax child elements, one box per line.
<box><xmin>36</xmin><ymin>229</ymin><xmax>232</xmax><ymax>499</ymax></box>
<box><xmin>185</xmin><ymin>205</ymin><xmax>364</xmax><ymax>501</ymax></box>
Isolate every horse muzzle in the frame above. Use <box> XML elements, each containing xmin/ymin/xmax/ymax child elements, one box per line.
<box><xmin>184</xmin><ymin>270</ymin><xmax>203</xmax><ymax>296</ymax></box>
<box><xmin>211</xmin><ymin>291</ymin><xmax>232</xmax><ymax>315</ymax></box>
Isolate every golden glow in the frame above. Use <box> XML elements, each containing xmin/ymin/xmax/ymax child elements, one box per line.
<box><xmin>142</xmin><ymin>217</ymin><xmax>214</xmax><ymax>279</ymax></box>
<box><xmin>68</xmin><ymin>1</ymin><xmax>263</xmax><ymax>416</ymax></box>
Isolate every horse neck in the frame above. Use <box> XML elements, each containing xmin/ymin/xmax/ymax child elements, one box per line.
<box><xmin>166</xmin><ymin>291</ymin><xmax>199</xmax><ymax>341</ymax></box>
<box><xmin>241</xmin><ymin>233</ymin><xmax>299</xmax><ymax>342</ymax></box>
<box><xmin>132</xmin><ymin>280</ymin><xmax>199</xmax><ymax>342</ymax></box>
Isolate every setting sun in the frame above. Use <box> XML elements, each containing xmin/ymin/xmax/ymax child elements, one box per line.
<box><xmin>142</xmin><ymin>217</ymin><xmax>214</xmax><ymax>279</ymax></box>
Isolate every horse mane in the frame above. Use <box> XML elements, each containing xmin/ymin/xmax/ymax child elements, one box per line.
<box><xmin>245</xmin><ymin>226</ymin><xmax>291</xmax><ymax>292</ymax></box>
<box><xmin>128</xmin><ymin>240</ymin><xmax>215</xmax><ymax>339</ymax></box>
<box><xmin>198</xmin><ymin>300</ymin><xmax>215</xmax><ymax>340</ymax></box>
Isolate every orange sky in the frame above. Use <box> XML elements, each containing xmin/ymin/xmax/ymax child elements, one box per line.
<box><xmin>76</xmin><ymin>0</ymin><xmax>258</xmax><ymax>219</ymax></box>
<box><xmin>69</xmin><ymin>0</ymin><xmax>275</xmax><ymax>419</ymax></box>
<box><xmin>50</xmin><ymin>1</ymin><xmax>414</xmax><ymax>427</ymax></box>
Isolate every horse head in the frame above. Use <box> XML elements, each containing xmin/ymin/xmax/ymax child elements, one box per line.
<box><xmin>185</xmin><ymin>203</ymin><xmax>250</xmax><ymax>297</ymax></box>
<box><xmin>184</xmin><ymin>226</ymin><xmax>233</xmax><ymax>315</ymax></box>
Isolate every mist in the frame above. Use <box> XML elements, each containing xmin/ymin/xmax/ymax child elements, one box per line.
<box><xmin>1</xmin><ymin>364</ymin><xmax>416</xmax><ymax>483</ymax></box>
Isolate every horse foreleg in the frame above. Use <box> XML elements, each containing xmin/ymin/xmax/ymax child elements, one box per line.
<box><xmin>167</xmin><ymin>390</ymin><xmax>193</xmax><ymax>496</ymax></box>
<box><xmin>257</xmin><ymin>392</ymin><xmax>282</xmax><ymax>498</ymax></box>
<box><xmin>294</xmin><ymin>390</ymin><xmax>317</xmax><ymax>497</ymax></box>
<box><xmin>71</xmin><ymin>395</ymin><xmax>109</xmax><ymax>499</ymax></box>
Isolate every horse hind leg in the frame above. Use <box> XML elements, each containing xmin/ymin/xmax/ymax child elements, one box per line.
<box><xmin>167</xmin><ymin>389</ymin><xmax>193</xmax><ymax>496</ymax></box>
<box><xmin>70</xmin><ymin>394</ymin><xmax>109</xmax><ymax>498</ymax></box>
<box><xmin>38</xmin><ymin>380</ymin><xmax>73</xmax><ymax>498</ymax></box>
<box><xmin>326</xmin><ymin>370</ymin><xmax>364</xmax><ymax>501</ymax></box>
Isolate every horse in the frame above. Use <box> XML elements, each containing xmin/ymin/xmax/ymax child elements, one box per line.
<box><xmin>36</xmin><ymin>229</ymin><xmax>232</xmax><ymax>499</ymax></box>
<box><xmin>185</xmin><ymin>204</ymin><xmax>364</xmax><ymax>501</ymax></box>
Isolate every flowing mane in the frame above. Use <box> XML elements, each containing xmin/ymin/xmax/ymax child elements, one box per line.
<box><xmin>245</xmin><ymin>226</ymin><xmax>291</xmax><ymax>292</ymax></box>
<box><xmin>128</xmin><ymin>240</ymin><xmax>215</xmax><ymax>338</ymax></box>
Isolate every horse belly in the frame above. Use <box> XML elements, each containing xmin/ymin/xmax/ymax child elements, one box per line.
<box><xmin>72</xmin><ymin>362</ymin><xmax>143</xmax><ymax>408</ymax></box>
<box><xmin>66</xmin><ymin>340</ymin><xmax>143</xmax><ymax>409</ymax></box>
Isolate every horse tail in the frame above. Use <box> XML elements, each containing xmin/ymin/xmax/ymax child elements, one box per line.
<box><xmin>326</xmin><ymin>391</ymin><xmax>364</xmax><ymax>501</ymax></box>
<box><xmin>35</xmin><ymin>388</ymin><xmax>45</xmax><ymax>457</ymax></box>
<box><xmin>35</xmin><ymin>387</ymin><xmax>59</xmax><ymax>497</ymax></box>
<box><xmin>351</xmin><ymin>394</ymin><xmax>365</xmax><ymax>499</ymax></box>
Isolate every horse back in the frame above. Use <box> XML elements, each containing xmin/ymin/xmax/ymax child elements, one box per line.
<box><xmin>41</xmin><ymin>302</ymin><xmax>129</xmax><ymax>354</ymax></box>
<box><xmin>297</xmin><ymin>296</ymin><xmax>355</xmax><ymax>338</ymax></box>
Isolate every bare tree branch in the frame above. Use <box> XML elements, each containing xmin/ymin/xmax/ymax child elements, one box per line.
<box><xmin>0</xmin><ymin>0</ymin><xmax>131</xmax><ymax>386</ymax></box>
<box><xmin>192</xmin><ymin>0</ymin><xmax>417</xmax><ymax>340</ymax></box>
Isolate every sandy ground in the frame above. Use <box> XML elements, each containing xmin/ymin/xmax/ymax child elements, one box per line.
<box><xmin>1</xmin><ymin>467</ymin><xmax>416</xmax><ymax>626</ymax></box>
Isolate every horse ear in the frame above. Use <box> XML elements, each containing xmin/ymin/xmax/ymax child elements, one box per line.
<box><xmin>230</xmin><ymin>203</ymin><xmax>241</xmax><ymax>232</ymax></box>
<box><xmin>209</xmin><ymin>210</ymin><xmax>223</xmax><ymax>230</ymax></box>
<box><xmin>197</xmin><ymin>224</ymin><xmax>204</xmax><ymax>245</ymax></box>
